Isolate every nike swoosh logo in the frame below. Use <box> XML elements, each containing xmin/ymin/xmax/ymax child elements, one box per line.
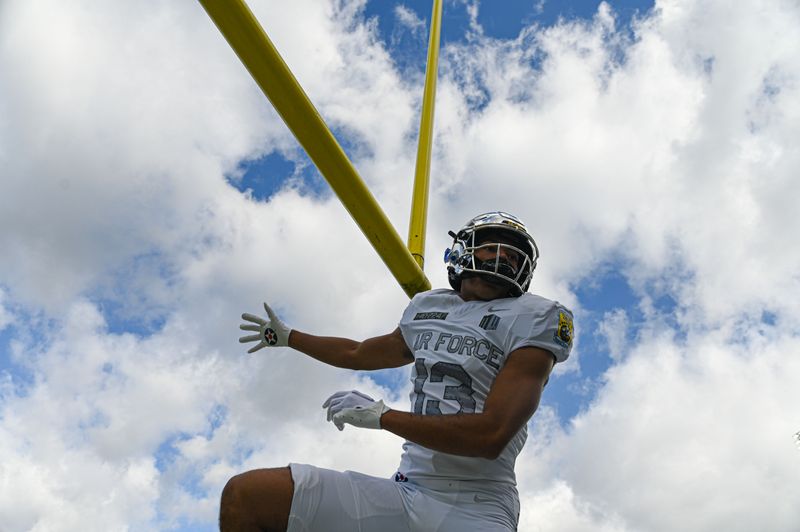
<box><xmin>488</xmin><ymin>306</ymin><xmax>510</xmax><ymax>312</ymax></box>
<box><xmin>473</xmin><ymin>494</ymin><xmax>495</xmax><ymax>503</ymax></box>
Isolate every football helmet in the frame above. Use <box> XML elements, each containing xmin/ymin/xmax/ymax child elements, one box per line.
<box><xmin>444</xmin><ymin>211</ymin><xmax>539</xmax><ymax>296</ymax></box>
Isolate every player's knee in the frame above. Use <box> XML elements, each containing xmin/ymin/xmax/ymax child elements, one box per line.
<box><xmin>220</xmin><ymin>467</ymin><xmax>294</xmax><ymax>532</ymax></box>
<box><xmin>219</xmin><ymin>473</ymin><xmax>246</xmax><ymax>526</ymax></box>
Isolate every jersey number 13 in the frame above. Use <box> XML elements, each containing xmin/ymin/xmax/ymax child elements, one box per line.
<box><xmin>413</xmin><ymin>358</ymin><xmax>476</xmax><ymax>415</ymax></box>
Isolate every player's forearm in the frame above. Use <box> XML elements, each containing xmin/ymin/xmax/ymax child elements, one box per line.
<box><xmin>380</xmin><ymin>410</ymin><xmax>506</xmax><ymax>459</ymax></box>
<box><xmin>288</xmin><ymin>330</ymin><xmax>362</xmax><ymax>369</ymax></box>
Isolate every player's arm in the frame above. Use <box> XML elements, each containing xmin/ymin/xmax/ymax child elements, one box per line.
<box><xmin>330</xmin><ymin>346</ymin><xmax>554</xmax><ymax>458</ymax></box>
<box><xmin>380</xmin><ymin>346</ymin><xmax>554</xmax><ymax>458</ymax></box>
<box><xmin>239</xmin><ymin>303</ymin><xmax>412</xmax><ymax>370</ymax></box>
<box><xmin>289</xmin><ymin>327</ymin><xmax>413</xmax><ymax>370</ymax></box>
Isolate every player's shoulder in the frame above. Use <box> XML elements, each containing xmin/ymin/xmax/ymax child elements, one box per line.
<box><xmin>403</xmin><ymin>289</ymin><xmax>461</xmax><ymax>321</ymax></box>
<box><xmin>511</xmin><ymin>293</ymin><xmax>574</xmax><ymax>361</ymax></box>
<box><xmin>410</xmin><ymin>288</ymin><xmax>461</xmax><ymax>306</ymax></box>
<box><xmin>513</xmin><ymin>292</ymin><xmax>572</xmax><ymax>317</ymax></box>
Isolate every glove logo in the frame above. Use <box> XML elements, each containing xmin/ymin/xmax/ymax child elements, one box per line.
<box><xmin>264</xmin><ymin>328</ymin><xmax>278</xmax><ymax>345</ymax></box>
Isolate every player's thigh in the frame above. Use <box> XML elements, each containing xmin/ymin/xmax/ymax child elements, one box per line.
<box><xmin>288</xmin><ymin>463</ymin><xmax>410</xmax><ymax>532</ymax></box>
<box><xmin>435</xmin><ymin>505</ymin><xmax>516</xmax><ymax>532</ymax></box>
<box><xmin>406</xmin><ymin>487</ymin><xmax>517</xmax><ymax>532</ymax></box>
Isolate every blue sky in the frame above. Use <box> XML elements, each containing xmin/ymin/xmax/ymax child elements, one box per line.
<box><xmin>3</xmin><ymin>0</ymin><xmax>799</xmax><ymax>530</ymax></box>
<box><xmin>365</xmin><ymin>0</ymin><xmax>654</xmax><ymax>42</ymax></box>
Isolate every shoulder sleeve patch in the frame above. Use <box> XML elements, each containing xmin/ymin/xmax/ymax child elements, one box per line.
<box><xmin>554</xmin><ymin>310</ymin><xmax>574</xmax><ymax>348</ymax></box>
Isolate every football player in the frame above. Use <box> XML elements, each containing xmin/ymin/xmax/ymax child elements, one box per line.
<box><xmin>222</xmin><ymin>211</ymin><xmax>574</xmax><ymax>532</ymax></box>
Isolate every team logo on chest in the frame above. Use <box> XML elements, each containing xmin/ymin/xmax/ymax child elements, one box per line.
<box><xmin>478</xmin><ymin>314</ymin><xmax>500</xmax><ymax>331</ymax></box>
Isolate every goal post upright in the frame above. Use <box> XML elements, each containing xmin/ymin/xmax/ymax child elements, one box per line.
<box><xmin>199</xmin><ymin>0</ymin><xmax>431</xmax><ymax>297</ymax></box>
<box><xmin>407</xmin><ymin>0</ymin><xmax>443</xmax><ymax>271</ymax></box>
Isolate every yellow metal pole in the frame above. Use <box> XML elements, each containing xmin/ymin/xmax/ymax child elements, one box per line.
<box><xmin>199</xmin><ymin>0</ymin><xmax>430</xmax><ymax>297</ymax></box>
<box><xmin>407</xmin><ymin>0</ymin><xmax>443</xmax><ymax>269</ymax></box>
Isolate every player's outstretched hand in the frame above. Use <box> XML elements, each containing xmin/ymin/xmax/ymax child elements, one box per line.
<box><xmin>239</xmin><ymin>302</ymin><xmax>292</xmax><ymax>353</ymax></box>
<box><xmin>322</xmin><ymin>390</ymin><xmax>390</xmax><ymax>431</ymax></box>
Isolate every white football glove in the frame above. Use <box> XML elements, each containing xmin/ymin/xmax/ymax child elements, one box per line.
<box><xmin>322</xmin><ymin>390</ymin><xmax>390</xmax><ymax>431</ymax></box>
<box><xmin>239</xmin><ymin>302</ymin><xmax>292</xmax><ymax>353</ymax></box>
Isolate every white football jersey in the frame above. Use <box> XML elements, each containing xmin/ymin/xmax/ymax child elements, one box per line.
<box><xmin>397</xmin><ymin>288</ymin><xmax>574</xmax><ymax>487</ymax></box>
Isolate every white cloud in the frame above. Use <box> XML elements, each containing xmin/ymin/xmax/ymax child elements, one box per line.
<box><xmin>0</xmin><ymin>287</ymin><xmax>14</xmax><ymax>330</ymax></box>
<box><xmin>1</xmin><ymin>0</ymin><xmax>799</xmax><ymax>530</ymax></box>
<box><xmin>518</xmin><ymin>480</ymin><xmax>629</xmax><ymax>532</ymax></box>
<box><xmin>532</xmin><ymin>327</ymin><xmax>800</xmax><ymax>532</ymax></box>
<box><xmin>394</xmin><ymin>4</ymin><xmax>426</xmax><ymax>37</ymax></box>
<box><xmin>597</xmin><ymin>308</ymin><xmax>629</xmax><ymax>361</ymax></box>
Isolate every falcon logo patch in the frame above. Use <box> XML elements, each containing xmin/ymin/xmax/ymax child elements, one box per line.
<box><xmin>479</xmin><ymin>314</ymin><xmax>500</xmax><ymax>331</ymax></box>
<box><xmin>554</xmin><ymin>311</ymin><xmax>574</xmax><ymax>348</ymax></box>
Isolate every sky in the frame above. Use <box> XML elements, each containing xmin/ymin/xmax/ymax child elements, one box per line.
<box><xmin>1</xmin><ymin>0</ymin><xmax>799</xmax><ymax>531</ymax></box>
